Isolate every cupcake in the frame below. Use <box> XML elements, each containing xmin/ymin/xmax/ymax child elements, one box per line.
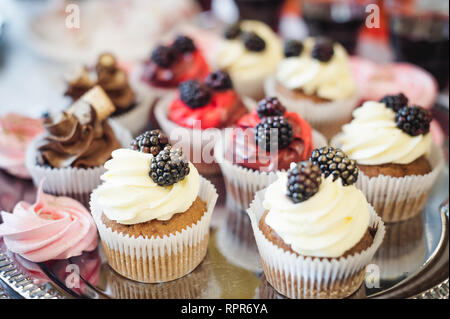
<box><xmin>214</xmin><ymin>97</ymin><xmax>327</xmax><ymax>213</ymax></box>
<box><xmin>154</xmin><ymin>70</ymin><xmax>250</xmax><ymax>175</ymax></box>
<box><xmin>26</xmin><ymin>86</ymin><xmax>132</xmax><ymax>205</ymax></box>
<box><xmin>247</xmin><ymin>150</ymin><xmax>385</xmax><ymax>299</ymax></box>
<box><xmin>215</xmin><ymin>20</ymin><xmax>283</xmax><ymax>100</ymax></box>
<box><xmin>137</xmin><ymin>34</ymin><xmax>210</xmax><ymax>97</ymax></box>
<box><xmin>264</xmin><ymin>37</ymin><xmax>359</xmax><ymax>139</ymax></box>
<box><xmin>90</xmin><ymin>130</ymin><xmax>218</xmax><ymax>283</ymax></box>
<box><xmin>0</xmin><ymin>113</ymin><xmax>44</xmax><ymax>179</ymax></box>
<box><xmin>64</xmin><ymin>53</ymin><xmax>153</xmax><ymax>136</ymax></box>
<box><xmin>0</xmin><ymin>184</ymin><xmax>98</xmax><ymax>262</ymax></box>
<box><xmin>331</xmin><ymin>94</ymin><xmax>444</xmax><ymax>222</ymax></box>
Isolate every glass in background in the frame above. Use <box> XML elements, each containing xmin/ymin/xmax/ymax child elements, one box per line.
<box><xmin>300</xmin><ymin>0</ymin><xmax>371</xmax><ymax>54</ymax></box>
<box><xmin>233</xmin><ymin>0</ymin><xmax>285</xmax><ymax>31</ymax></box>
<box><xmin>386</xmin><ymin>0</ymin><xmax>449</xmax><ymax>91</ymax></box>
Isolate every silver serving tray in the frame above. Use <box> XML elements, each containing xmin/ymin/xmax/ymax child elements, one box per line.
<box><xmin>1</xmin><ymin>165</ymin><xmax>447</xmax><ymax>299</ymax></box>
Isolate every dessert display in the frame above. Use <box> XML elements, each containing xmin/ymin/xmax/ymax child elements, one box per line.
<box><xmin>0</xmin><ymin>113</ymin><xmax>44</xmax><ymax>179</ymax></box>
<box><xmin>265</xmin><ymin>37</ymin><xmax>359</xmax><ymax>139</ymax></box>
<box><xmin>90</xmin><ymin>130</ymin><xmax>218</xmax><ymax>283</ymax></box>
<box><xmin>331</xmin><ymin>95</ymin><xmax>444</xmax><ymax>222</ymax></box>
<box><xmin>0</xmin><ymin>184</ymin><xmax>97</xmax><ymax>262</ymax></box>
<box><xmin>154</xmin><ymin>70</ymin><xmax>250</xmax><ymax>175</ymax></box>
<box><xmin>215</xmin><ymin>97</ymin><xmax>327</xmax><ymax>212</ymax></box>
<box><xmin>215</xmin><ymin>20</ymin><xmax>283</xmax><ymax>100</ymax></box>
<box><xmin>65</xmin><ymin>53</ymin><xmax>153</xmax><ymax>136</ymax></box>
<box><xmin>247</xmin><ymin>148</ymin><xmax>385</xmax><ymax>298</ymax></box>
<box><xmin>25</xmin><ymin>86</ymin><xmax>132</xmax><ymax>205</ymax></box>
<box><xmin>138</xmin><ymin>34</ymin><xmax>210</xmax><ymax>95</ymax></box>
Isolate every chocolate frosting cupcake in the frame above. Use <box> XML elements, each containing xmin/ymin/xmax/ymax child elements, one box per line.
<box><xmin>36</xmin><ymin>102</ymin><xmax>120</xmax><ymax>169</ymax></box>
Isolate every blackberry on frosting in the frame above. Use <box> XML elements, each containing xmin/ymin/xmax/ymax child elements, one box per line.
<box><xmin>149</xmin><ymin>146</ymin><xmax>190</xmax><ymax>186</ymax></box>
<box><xmin>241</xmin><ymin>31</ymin><xmax>266</xmax><ymax>52</ymax></box>
<box><xmin>284</xmin><ymin>40</ymin><xmax>304</xmax><ymax>58</ymax></box>
<box><xmin>172</xmin><ymin>35</ymin><xmax>196</xmax><ymax>54</ymax></box>
<box><xmin>311</xmin><ymin>38</ymin><xmax>334</xmax><ymax>62</ymax></box>
<box><xmin>310</xmin><ymin>146</ymin><xmax>358</xmax><ymax>186</ymax></box>
<box><xmin>380</xmin><ymin>93</ymin><xmax>409</xmax><ymax>112</ymax></box>
<box><xmin>395</xmin><ymin>105</ymin><xmax>431</xmax><ymax>136</ymax></box>
<box><xmin>151</xmin><ymin>45</ymin><xmax>176</xmax><ymax>68</ymax></box>
<box><xmin>255</xmin><ymin>116</ymin><xmax>293</xmax><ymax>151</ymax></box>
<box><xmin>257</xmin><ymin>97</ymin><xmax>286</xmax><ymax>118</ymax></box>
<box><xmin>179</xmin><ymin>80</ymin><xmax>212</xmax><ymax>109</ymax></box>
<box><xmin>205</xmin><ymin>70</ymin><xmax>233</xmax><ymax>91</ymax></box>
<box><xmin>130</xmin><ymin>130</ymin><xmax>169</xmax><ymax>156</ymax></box>
<box><xmin>287</xmin><ymin>161</ymin><xmax>322</xmax><ymax>203</ymax></box>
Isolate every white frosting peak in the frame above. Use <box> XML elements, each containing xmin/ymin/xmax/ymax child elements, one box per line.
<box><xmin>336</xmin><ymin>101</ymin><xmax>432</xmax><ymax>165</ymax></box>
<box><xmin>96</xmin><ymin>148</ymin><xmax>200</xmax><ymax>225</ymax></box>
<box><xmin>263</xmin><ymin>174</ymin><xmax>370</xmax><ymax>258</ymax></box>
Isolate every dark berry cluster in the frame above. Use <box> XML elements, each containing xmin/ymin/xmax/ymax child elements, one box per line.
<box><xmin>395</xmin><ymin>105</ymin><xmax>431</xmax><ymax>136</ymax></box>
<box><xmin>149</xmin><ymin>146</ymin><xmax>190</xmax><ymax>187</ymax></box>
<box><xmin>310</xmin><ymin>147</ymin><xmax>358</xmax><ymax>186</ymax></box>
<box><xmin>205</xmin><ymin>70</ymin><xmax>233</xmax><ymax>91</ymax></box>
<box><xmin>241</xmin><ymin>31</ymin><xmax>266</xmax><ymax>52</ymax></box>
<box><xmin>172</xmin><ymin>35</ymin><xmax>196</xmax><ymax>54</ymax></box>
<box><xmin>130</xmin><ymin>130</ymin><xmax>170</xmax><ymax>156</ymax></box>
<box><xmin>257</xmin><ymin>97</ymin><xmax>286</xmax><ymax>118</ymax></box>
<box><xmin>255</xmin><ymin>116</ymin><xmax>294</xmax><ymax>151</ymax></box>
<box><xmin>224</xmin><ymin>23</ymin><xmax>242</xmax><ymax>39</ymax></box>
<box><xmin>151</xmin><ymin>45</ymin><xmax>176</xmax><ymax>68</ymax></box>
<box><xmin>284</xmin><ymin>40</ymin><xmax>304</xmax><ymax>58</ymax></box>
<box><xmin>179</xmin><ymin>80</ymin><xmax>212</xmax><ymax>109</ymax></box>
<box><xmin>287</xmin><ymin>161</ymin><xmax>322</xmax><ymax>203</ymax></box>
<box><xmin>380</xmin><ymin>93</ymin><xmax>409</xmax><ymax>112</ymax></box>
<box><xmin>311</xmin><ymin>38</ymin><xmax>334</xmax><ymax>62</ymax></box>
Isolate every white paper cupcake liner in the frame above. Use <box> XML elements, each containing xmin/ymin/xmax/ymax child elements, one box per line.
<box><xmin>264</xmin><ymin>77</ymin><xmax>360</xmax><ymax>139</ymax></box>
<box><xmin>154</xmin><ymin>93</ymin><xmax>255</xmax><ymax>176</ymax></box>
<box><xmin>25</xmin><ymin>120</ymin><xmax>133</xmax><ymax>198</ymax></box>
<box><xmin>90</xmin><ymin>177</ymin><xmax>218</xmax><ymax>283</ymax></box>
<box><xmin>214</xmin><ymin>129</ymin><xmax>328</xmax><ymax>213</ymax></box>
<box><xmin>111</xmin><ymin>91</ymin><xmax>156</xmax><ymax>137</ymax></box>
<box><xmin>331</xmin><ymin>137</ymin><xmax>444</xmax><ymax>223</ymax></box>
<box><xmin>247</xmin><ymin>188</ymin><xmax>386</xmax><ymax>299</ymax></box>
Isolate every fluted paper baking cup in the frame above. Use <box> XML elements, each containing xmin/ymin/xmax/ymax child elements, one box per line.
<box><xmin>111</xmin><ymin>92</ymin><xmax>156</xmax><ymax>137</ymax></box>
<box><xmin>25</xmin><ymin>120</ymin><xmax>133</xmax><ymax>198</ymax></box>
<box><xmin>154</xmin><ymin>93</ymin><xmax>255</xmax><ymax>176</ymax></box>
<box><xmin>214</xmin><ymin>129</ymin><xmax>328</xmax><ymax>212</ymax></box>
<box><xmin>264</xmin><ymin>77</ymin><xmax>359</xmax><ymax>139</ymax></box>
<box><xmin>247</xmin><ymin>188</ymin><xmax>385</xmax><ymax>299</ymax></box>
<box><xmin>90</xmin><ymin>177</ymin><xmax>218</xmax><ymax>283</ymax></box>
<box><xmin>331</xmin><ymin>137</ymin><xmax>444</xmax><ymax>223</ymax></box>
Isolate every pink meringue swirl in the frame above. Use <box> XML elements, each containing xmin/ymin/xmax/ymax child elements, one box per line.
<box><xmin>0</xmin><ymin>184</ymin><xmax>98</xmax><ymax>262</ymax></box>
<box><xmin>0</xmin><ymin>113</ymin><xmax>44</xmax><ymax>178</ymax></box>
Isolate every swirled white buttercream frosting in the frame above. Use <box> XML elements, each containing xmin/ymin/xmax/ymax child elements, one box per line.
<box><xmin>276</xmin><ymin>37</ymin><xmax>356</xmax><ymax>100</ymax></box>
<box><xmin>335</xmin><ymin>101</ymin><xmax>432</xmax><ymax>165</ymax></box>
<box><xmin>263</xmin><ymin>171</ymin><xmax>370</xmax><ymax>258</ymax></box>
<box><xmin>96</xmin><ymin>148</ymin><xmax>200</xmax><ymax>225</ymax></box>
<box><xmin>216</xmin><ymin>20</ymin><xmax>283</xmax><ymax>82</ymax></box>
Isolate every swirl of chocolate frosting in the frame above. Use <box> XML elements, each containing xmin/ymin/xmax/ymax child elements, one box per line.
<box><xmin>36</xmin><ymin>102</ymin><xmax>121</xmax><ymax>168</ymax></box>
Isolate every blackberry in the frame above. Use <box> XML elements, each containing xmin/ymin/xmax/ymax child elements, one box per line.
<box><xmin>205</xmin><ymin>70</ymin><xmax>233</xmax><ymax>91</ymax></box>
<box><xmin>257</xmin><ymin>97</ymin><xmax>286</xmax><ymax>119</ymax></box>
<box><xmin>311</xmin><ymin>38</ymin><xmax>334</xmax><ymax>62</ymax></box>
<box><xmin>310</xmin><ymin>146</ymin><xmax>358</xmax><ymax>186</ymax></box>
<box><xmin>380</xmin><ymin>93</ymin><xmax>409</xmax><ymax>112</ymax></box>
<box><xmin>172</xmin><ymin>35</ymin><xmax>196</xmax><ymax>54</ymax></box>
<box><xmin>395</xmin><ymin>105</ymin><xmax>431</xmax><ymax>136</ymax></box>
<box><xmin>224</xmin><ymin>23</ymin><xmax>242</xmax><ymax>39</ymax></box>
<box><xmin>149</xmin><ymin>146</ymin><xmax>190</xmax><ymax>187</ymax></box>
<box><xmin>179</xmin><ymin>80</ymin><xmax>212</xmax><ymax>109</ymax></box>
<box><xmin>284</xmin><ymin>40</ymin><xmax>304</xmax><ymax>58</ymax></box>
<box><xmin>151</xmin><ymin>45</ymin><xmax>176</xmax><ymax>68</ymax></box>
<box><xmin>255</xmin><ymin>116</ymin><xmax>293</xmax><ymax>151</ymax></box>
<box><xmin>287</xmin><ymin>161</ymin><xmax>322</xmax><ymax>203</ymax></box>
<box><xmin>130</xmin><ymin>130</ymin><xmax>170</xmax><ymax>156</ymax></box>
<box><xmin>241</xmin><ymin>31</ymin><xmax>266</xmax><ymax>52</ymax></box>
